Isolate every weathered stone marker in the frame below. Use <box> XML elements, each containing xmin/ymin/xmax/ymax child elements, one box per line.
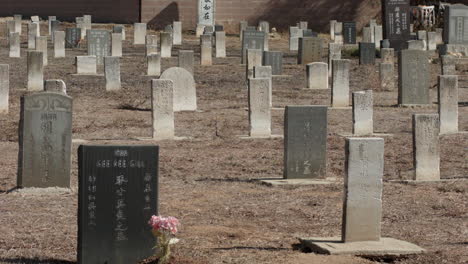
<box><xmin>374</xmin><ymin>25</ymin><xmax>383</xmax><ymax>48</ymax></box>
<box><xmin>146</xmin><ymin>35</ymin><xmax>158</xmax><ymax>46</ymax></box>
<box><xmin>215</xmin><ymin>31</ymin><xmax>226</xmax><ymax>58</ymax></box>
<box><xmin>289</xmin><ymin>26</ymin><xmax>302</xmax><ymax>51</ymax></box>
<box><xmin>334</xmin><ymin>22</ymin><xmax>343</xmax><ymax>44</ymax></box>
<box><xmin>14</xmin><ymin>14</ymin><xmax>22</xmax><ymax>34</ymax></box>
<box><xmin>160</xmin><ymin>32</ymin><xmax>172</xmax><ymax>58</ymax></box>
<box><xmin>380</xmin><ymin>48</ymin><xmax>394</xmax><ymax>64</ymax></box>
<box><xmin>298</xmin><ymin>37</ymin><xmax>323</xmax><ymax>65</ymax></box>
<box><xmin>0</xmin><ymin>65</ymin><xmax>9</xmax><ymax>114</ymax></box>
<box><xmin>444</xmin><ymin>4</ymin><xmax>468</xmax><ymax>44</ymax></box>
<box><xmin>9</xmin><ymin>32</ymin><xmax>20</xmax><ymax>58</ymax></box>
<box><xmin>134</xmin><ymin>23</ymin><xmax>147</xmax><ymax>44</ymax></box>
<box><xmin>178</xmin><ymin>50</ymin><xmax>194</xmax><ymax>74</ymax></box>
<box><xmin>35</xmin><ymin>36</ymin><xmax>48</xmax><ymax>66</ymax></box>
<box><xmin>328</xmin><ymin>43</ymin><xmax>341</xmax><ymax>77</ymax></box>
<box><xmin>380</xmin><ymin>63</ymin><xmax>395</xmax><ymax>91</ymax></box>
<box><xmin>359</xmin><ymin>42</ymin><xmax>375</xmax><ymax>65</ymax></box>
<box><xmin>248</xmin><ymin>78</ymin><xmax>271</xmax><ymax>137</ymax></box>
<box><xmin>160</xmin><ymin>67</ymin><xmax>197</xmax><ymax>111</ymax></box>
<box><xmin>284</xmin><ymin>106</ymin><xmax>328</xmax><ymax>179</ymax></box>
<box><xmin>307</xmin><ymin>62</ymin><xmax>328</xmax><ymax>89</ymax></box>
<box><xmin>398</xmin><ymin>50</ymin><xmax>429</xmax><ymax>105</ymax></box>
<box><xmin>438</xmin><ymin>75</ymin><xmax>458</xmax><ymax>134</ymax></box>
<box><xmin>413</xmin><ymin>114</ymin><xmax>440</xmax><ymax>181</ymax></box>
<box><xmin>417</xmin><ymin>30</ymin><xmax>427</xmax><ymax>50</ymax></box>
<box><xmin>28</xmin><ymin>22</ymin><xmax>39</xmax><ymax>49</ymax></box>
<box><xmin>441</xmin><ymin>55</ymin><xmax>456</xmax><ymax>75</ymax></box>
<box><xmin>352</xmin><ymin>90</ymin><xmax>373</xmax><ymax>135</ymax></box>
<box><xmin>27</xmin><ymin>51</ymin><xmax>44</xmax><ymax>91</ymax></box>
<box><xmin>113</xmin><ymin>25</ymin><xmax>126</xmax><ymax>40</ymax></box>
<box><xmin>263</xmin><ymin>51</ymin><xmax>283</xmax><ymax>75</ymax></box>
<box><xmin>362</xmin><ymin>27</ymin><xmax>373</xmax><ymax>43</ymax></box>
<box><xmin>44</xmin><ymin>79</ymin><xmax>67</xmax><ymax>94</ymax></box>
<box><xmin>427</xmin><ymin>32</ymin><xmax>436</xmax><ymax>50</ymax></box>
<box><xmin>253</xmin><ymin>65</ymin><xmax>272</xmax><ymax>107</ymax></box>
<box><xmin>87</xmin><ymin>30</ymin><xmax>111</xmax><ymax>65</ymax></box>
<box><xmin>200</xmin><ymin>34</ymin><xmax>213</xmax><ymax>65</ymax></box>
<box><xmin>343</xmin><ymin>22</ymin><xmax>356</xmax><ymax>44</ymax></box>
<box><xmin>54</xmin><ymin>31</ymin><xmax>66</xmax><ymax>58</ymax></box>
<box><xmin>147</xmin><ymin>53</ymin><xmax>161</xmax><ymax>76</ymax></box>
<box><xmin>382</xmin><ymin>0</ymin><xmax>411</xmax><ymax>51</ymax></box>
<box><xmin>76</xmin><ymin>56</ymin><xmax>97</xmax><ymax>75</ymax></box>
<box><xmin>173</xmin><ymin>21</ymin><xmax>182</xmax><ymax>45</ymax></box>
<box><xmin>50</xmin><ymin>20</ymin><xmax>61</xmax><ymax>43</ymax></box>
<box><xmin>246</xmin><ymin>49</ymin><xmax>263</xmax><ymax>79</ymax></box>
<box><xmin>198</xmin><ymin>0</ymin><xmax>215</xmax><ymax>27</ymax></box>
<box><xmin>330</xmin><ymin>20</ymin><xmax>337</xmax><ymax>41</ymax></box>
<box><xmin>65</xmin><ymin>28</ymin><xmax>82</xmax><ymax>48</ymax></box>
<box><xmin>104</xmin><ymin>57</ymin><xmax>121</xmax><ymax>91</ymax></box>
<box><xmin>407</xmin><ymin>40</ymin><xmax>425</xmax><ymax>50</ymax></box>
<box><xmin>48</xmin><ymin>16</ymin><xmax>56</xmax><ymax>35</ymax></box>
<box><xmin>151</xmin><ymin>80</ymin><xmax>174</xmax><ymax>140</ymax></box>
<box><xmin>111</xmin><ymin>33</ymin><xmax>123</xmax><ymax>57</ymax></box>
<box><xmin>242</xmin><ymin>30</ymin><xmax>265</xmax><ymax>64</ymax></box>
<box><xmin>18</xmin><ymin>92</ymin><xmax>72</xmax><ymax>188</ymax></box>
<box><xmin>332</xmin><ymin>59</ymin><xmax>350</xmax><ymax>107</ymax></box>
<box><xmin>77</xmin><ymin>145</ymin><xmax>158</xmax><ymax>264</ymax></box>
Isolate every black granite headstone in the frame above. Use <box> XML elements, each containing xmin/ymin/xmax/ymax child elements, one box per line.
<box><xmin>382</xmin><ymin>0</ymin><xmax>411</xmax><ymax>51</ymax></box>
<box><xmin>359</xmin><ymin>42</ymin><xmax>376</xmax><ymax>65</ymax></box>
<box><xmin>343</xmin><ymin>22</ymin><xmax>356</xmax><ymax>44</ymax></box>
<box><xmin>65</xmin><ymin>28</ymin><xmax>82</xmax><ymax>48</ymax></box>
<box><xmin>263</xmin><ymin>51</ymin><xmax>283</xmax><ymax>75</ymax></box>
<box><xmin>241</xmin><ymin>30</ymin><xmax>265</xmax><ymax>64</ymax></box>
<box><xmin>298</xmin><ymin>37</ymin><xmax>323</xmax><ymax>65</ymax></box>
<box><xmin>78</xmin><ymin>145</ymin><xmax>159</xmax><ymax>264</ymax></box>
<box><xmin>284</xmin><ymin>106</ymin><xmax>327</xmax><ymax>179</ymax></box>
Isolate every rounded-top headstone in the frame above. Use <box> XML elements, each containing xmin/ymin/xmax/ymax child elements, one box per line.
<box><xmin>160</xmin><ymin>67</ymin><xmax>197</xmax><ymax>111</ymax></box>
<box><xmin>44</xmin><ymin>79</ymin><xmax>67</xmax><ymax>94</ymax></box>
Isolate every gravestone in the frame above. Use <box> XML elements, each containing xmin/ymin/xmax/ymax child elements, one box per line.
<box><xmin>427</xmin><ymin>32</ymin><xmax>436</xmax><ymax>50</ymax></box>
<box><xmin>198</xmin><ymin>0</ymin><xmax>215</xmax><ymax>26</ymax></box>
<box><xmin>407</xmin><ymin>40</ymin><xmax>425</xmax><ymax>50</ymax></box>
<box><xmin>441</xmin><ymin>55</ymin><xmax>456</xmax><ymax>75</ymax></box>
<box><xmin>111</xmin><ymin>33</ymin><xmax>123</xmax><ymax>57</ymax></box>
<box><xmin>215</xmin><ymin>31</ymin><xmax>226</xmax><ymax>58</ymax></box>
<box><xmin>27</xmin><ymin>51</ymin><xmax>44</xmax><ymax>91</ymax></box>
<box><xmin>413</xmin><ymin>114</ymin><xmax>440</xmax><ymax>181</ymax></box>
<box><xmin>332</xmin><ymin>59</ymin><xmax>350</xmax><ymax>107</ymax></box>
<box><xmin>307</xmin><ymin>62</ymin><xmax>328</xmax><ymax>89</ymax></box>
<box><xmin>134</xmin><ymin>23</ymin><xmax>147</xmax><ymax>45</ymax></box>
<box><xmin>259</xmin><ymin>21</ymin><xmax>270</xmax><ymax>35</ymax></box>
<box><xmin>54</xmin><ymin>31</ymin><xmax>65</xmax><ymax>58</ymax></box>
<box><xmin>359</xmin><ymin>42</ymin><xmax>376</xmax><ymax>65</ymax></box>
<box><xmin>289</xmin><ymin>26</ymin><xmax>303</xmax><ymax>51</ymax></box>
<box><xmin>380</xmin><ymin>63</ymin><xmax>395</xmax><ymax>91</ymax></box>
<box><xmin>343</xmin><ymin>137</ymin><xmax>384</xmax><ymax>242</ymax></box>
<box><xmin>9</xmin><ymin>33</ymin><xmax>20</xmax><ymax>58</ymax></box>
<box><xmin>330</xmin><ymin>20</ymin><xmax>337</xmax><ymax>41</ymax></box>
<box><xmin>14</xmin><ymin>14</ymin><xmax>22</xmax><ymax>34</ymax></box>
<box><xmin>76</xmin><ymin>56</ymin><xmax>97</xmax><ymax>75</ymax></box>
<box><xmin>284</xmin><ymin>106</ymin><xmax>328</xmax><ymax>179</ymax></box>
<box><xmin>160</xmin><ymin>32</ymin><xmax>172</xmax><ymax>58</ymax></box>
<box><xmin>242</xmin><ymin>30</ymin><xmax>265</xmax><ymax>64</ymax></box>
<box><xmin>246</xmin><ymin>49</ymin><xmax>262</xmax><ymax>79</ymax></box>
<box><xmin>352</xmin><ymin>90</ymin><xmax>373</xmax><ymax>135</ymax></box>
<box><xmin>65</xmin><ymin>28</ymin><xmax>82</xmax><ymax>48</ymax></box>
<box><xmin>343</xmin><ymin>22</ymin><xmax>356</xmax><ymax>44</ymax></box>
<box><xmin>146</xmin><ymin>45</ymin><xmax>158</xmax><ymax>57</ymax></box>
<box><xmin>444</xmin><ymin>4</ymin><xmax>468</xmax><ymax>44</ymax></box>
<box><xmin>146</xmin><ymin>35</ymin><xmax>158</xmax><ymax>46</ymax></box>
<box><xmin>435</xmin><ymin>28</ymin><xmax>443</xmax><ymax>44</ymax></box>
<box><xmin>263</xmin><ymin>51</ymin><xmax>283</xmax><ymax>75</ymax></box>
<box><xmin>160</xmin><ymin>67</ymin><xmax>197</xmax><ymax>111</ymax></box>
<box><xmin>147</xmin><ymin>53</ymin><xmax>161</xmax><ymax>76</ymax></box>
<box><xmin>173</xmin><ymin>21</ymin><xmax>182</xmax><ymax>45</ymax></box>
<box><xmin>398</xmin><ymin>50</ymin><xmax>429</xmax><ymax>105</ymax></box>
<box><xmin>369</xmin><ymin>19</ymin><xmax>377</xmax><ymax>43</ymax></box>
<box><xmin>239</xmin><ymin>21</ymin><xmax>248</xmax><ymax>40</ymax></box>
<box><xmin>380</xmin><ymin>48</ymin><xmax>394</xmax><ymax>64</ymax></box>
<box><xmin>328</xmin><ymin>43</ymin><xmax>342</xmax><ymax>77</ymax></box>
<box><xmin>178</xmin><ymin>50</ymin><xmax>194</xmax><ymax>74</ymax></box>
<box><xmin>417</xmin><ymin>30</ymin><xmax>427</xmax><ymax>50</ymax></box>
<box><xmin>302</xmin><ymin>29</ymin><xmax>317</xmax><ymax>37</ymax></box>
<box><xmin>438</xmin><ymin>75</ymin><xmax>458</xmax><ymax>134</ymax></box>
<box><xmin>253</xmin><ymin>66</ymin><xmax>272</xmax><ymax>107</ymax></box>
<box><xmin>31</xmin><ymin>16</ymin><xmax>39</xmax><ymax>22</ymax></box>
<box><xmin>77</xmin><ymin>145</ymin><xmax>158</xmax><ymax>264</ymax></box>
<box><xmin>113</xmin><ymin>25</ymin><xmax>126</xmax><ymax>40</ymax></box>
<box><xmin>35</xmin><ymin>36</ymin><xmax>48</xmax><ymax>66</ymax></box>
<box><xmin>298</xmin><ymin>21</ymin><xmax>308</xmax><ymax>30</ymax></box>
<box><xmin>7</xmin><ymin>20</ymin><xmax>15</xmax><ymax>40</ymax></box>
<box><xmin>203</xmin><ymin>25</ymin><xmax>214</xmax><ymax>35</ymax></box>
<box><xmin>104</xmin><ymin>57</ymin><xmax>121</xmax><ymax>91</ymax></box>
<box><xmin>18</xmin><ymin>92</ymin><xmax>72</xmax><ymax>188</ymax></box>
<box><xmin>374</xmin><ymin>25</ymin><xmax>383</xmax><ymax>48</ymax></box>
<box><xmin>28</xmin><ymin>22</ymin><xmax>39</xmax><ymax>49</ymax></box>
<box><xmin>87</xmin><ymin>30</ymin><xmax>111</xmax><ymax>65</ymax></box>
<box><xmin>0</xmin><ymin>65</ymin><xmax>9</xmax><ymax>114</ymax></box>
<box><xmin>50</xmin><ymin>20</ymin><xmax>60</xmax><ymax>42</ymax></box>
<box><xmin>76</xmin><ymin>17</ymin><xmax>86</xmax><ymax>39</ymax></box>
<box><xmin>152</xmin><ymin>80</ymin><xmax>174</xmax><ymax>139</ymax></box>
<box><xmin>362</xmin><ymin>27</ymin><xmax>373</xmax><ymax>43</ymax></box>
<box><xmin>298</xmin><ymin>37</ymin><xmax>323</xmax><ymax>65</ymax></box>
<box><xmin>248</xmin><ymin>78</ymin><xmax>271</xmax><ymax>137</ymax></box>
<box><xmin>200</xmin><ymin>34</ymin><xmax>213</xmax><ymax>65</ymax></box>
<box><xmin>334</xmin><ymin>22</ymin><xmax>343</xmax><ymax>44</ymax></box>
<box><xmin>382</xmin><ymin>0</ymin><xmax>411</xmax><ymax>51</ymax></box>
<box><xmin>44</xmin><ymin>79</ymin><xmax>67</xmax><ymax>94</ymax></box>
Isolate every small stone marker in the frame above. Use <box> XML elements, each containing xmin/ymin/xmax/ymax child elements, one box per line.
<box><xmin>362</xmin><ymin>27</ymin><xmax>373</xmax><ymax>43</ymax></box>
<box><xmin>147</xmin><ymin>53</ymin><xmax>161</xmax><ymax>76</ymax></box>
<box><xmin>332</xmin><ymin>59</ymin><xmax>350</xmax><ymax>107</ymax></box>
<box><xmin>18</xmin><ymin>91</ymin><xmax>72</xmax><ymax>188</ymax></box>
<box><xmin>435</xmin><ymin>28</ymin><xmax>443</xmax><ymax>44</ymax></box>
<box><xmin>253</xmin><ymin>65</ymin><xmax>272</xmax><ymax>107</ymax></box>
<box><xmin>242</xmin><ymin>30</ymin><xmax>265</xmax><ymax>64</ymax></box>
<box><xmin>289</xmin><ymin>26</ymin><xmax>303</xmax><ymax>51</ymax></box>
<box><xmin>307</xmin><ymin>62</ymin><xmax>328</xmax><ymax>89</ymax></box>
<box><xmin>382</xmin><ymin>0</ymin><xmax>411</xmax><ymax>51</ymax></box>
<box><xmin>54</xmin><ymin>31</ymin><xmax>65</xmax><ymax>58</ymax></box>
<box><xmin>330</xmin><ymin>20</ymin><xmax>337</xmax><ymax>41</ymax></box>
<box><xmin>160</xmin><ymin>32</ymin><xmax>172</xmax><ymax>58</ymax></box>
<box><xmin>328</xmin><ymin>43</ymin><xmax>342</xmax><ymax>77</ymax></box>
<box><xmin>441</xmin><ymin>55</ymin><xmax>456</xmax><ymax>75</ymax></box>
<box><xmin>248</xmin><ymin>78</ymin><xmax>271</xmax><ymax>137</ymax></box>
<box><xmin>134</xmin><ymin>23</ymin><xmax>147</xmax><ymax>44</ymax></box>
<box><xmin>65</xmin><ymin>28</ymin><xmax>82</xmax><ymax>48</ymax></box>
<box><xmin>443</xmin><ymin>4</ymin><xmax>468</xmax><ymax>44</ymax></box>
<box><xmin>298</xmin><ymin>37</ymin><xmax>323</xmax><ymax>65</ymax></box>
<box><xmin>0</xmin><ymin>65</ymin><xmax>9</xmax><ymax>114</ymax></box>
<box><xmin>14</xmin><ymin>14</ymin><xmax>22</xmax><ymax>34</ymax></box>
<box><xmin>28</xmin><ymin>22</ymin><xmax>39</xmax><ymax>49</ymax></box>
<box><xmin>173</xmin><ymin>21</ymin><xmax>182</xmax><ymax>45</ymax></box>
<box><xmin>369</xmin><ymin>20</ymin><xmax>377</xmax><ymax>43</ymax></box>
<box><xmin>200</xmin><ymin>34</ymin><xmax>213</xmax><ymax>65</ymax></box>
<box><xmin>298</xmin><ymin>21</ymin><xmax>308</xmax><ymax>30</ymax></box>
<box><xmin>407</xmin><ymin>40</ymin><xmax>425</xmax><ymax>50</ymax></box>
<box><xmin>438</xmin><ymin>75</ymin><xmax>458</xmax><ymax>134</ymax></box>
<box><xmin>27</xmin><ymin>51</ymin><xmax>44</xmax><ymax>91</ymax></box>
<box><xmin>359</xmin><ymin>42</ymin><xmax>376</xmax><ymax>65</ymax></box>
<box><xmin>417</xmin><ymin>30</ymin><xmax>427</xmax><ymax>50</ymax></box>
<box><xmin>398</xmin><ymin>50</ymin><xmax>429</xmax><ymax>105</ymax></box>
<box><xmin>215</xmin><ymin>31</ymin><xmax>226</xmax><ymax>58</ymax></box>
<box><xmin>77</xmin><ymin>145</ymin><xmax>158</xmax><ymax>264</ymax></box>
<box><xmin>380</xmin><ymin>63</ymin><xmax>395</xmax><ymax>91</ymax></box>
<box><xmin>35</xmin><ymin>36</ymin><xmax>48</xmax><ymax>66</ymax></box>
<box><xmin>104</xmin><ymin>57</ymin><xmax>121</xmax><ymax>91</ymax></box>
<box><xmin>113</xmin><ymin>25</ymin><xmax>126</xmax><ymax>40</ymax></box>
<box><xmin>87</xmin><ymin>30</ymin><xmax>111</xmax><ymax>65</ymax></box>
<box><xmin>50</xmin><ymin>20</ymin><xmax>60</xmax><ymax>43</ymax></box>
<box><xmin>76</xmin><ymin>56</ymin><xmax>97</xmax><ymax>75</ymax></box>
<box><xmin>380</xmin><ymin>48</ymin><xmax>394</xmax><ymax>64</ymax></box>
<box><xmin>178</xmin><ymin>50</ymin><xmax>194</xmax><ymax>74</ymax></box>
<box><xmin>334</xmin><ymin>22</ymin><xmax>344</xmax><ymax>44</ymax></box>
<box><xmin>160</xmin><ymin>67</ymin><xmax>197</xmax><ymax>111</ymax></box>
<box><xmin>246</xmin><ymin>49</ymin><xmax>262</xmax><ymax>79</ymax></box>
<box><xmin>48</xmin><ymin>16</ymin><xmax>56</xmax><ymax>35</ymax></box>
<box><xmin>352</xmin><ymin>90</ymin><xmax>373</xmax><ymax>135</ymax></box>
<box><xmin>146</xmin><ymin>35</ymin><xmax>158</xmax><ymax>46</ymax></box>
<box><xmin>427</xmin><ymin>32</ymin><xmax>436</xmax><ymax>50</ymax></box>
<box><xmin>239</xmin><ymin>21</ymin><xmax>248</xmax><ymax>40</ymax></box>
<box><xmin>44</xmin><ymin>79</ymin><xmax>67</xmax><ymax>94</ymax></box>
<box><xmin>284</xmin><ymin>106</ymin><xmax>328</xmax><ymax>179</ymax></box>
<box><xmin>259</xmin><ymin>21</ymin><xmax>269</xmax><ymax>35</ymax></box>
<box><xmin>374</xmin><ymin>25</ymin><xmax>383</xmax><ymax>48</ymax></box>
<box><xmin>152</xmin><ymin>80</ymin><xmax>174</xmax><ymax>139</ymax></box>
<box><xmin>9</xmin><ymin>32</ymin><xmax>20</xmax><ymax>58</ymax></box>
<box><xmin>413</xmin><ymin>114</ymin><xmax>440</xmax><ymax>181</ymax></box>
<box><xmin>343</xmin><ymin>22</ymin><xmax>356</xmax><ymax>44</ymax></box>
<box><xmin>31</xmin><ymin>16</ymin><xmax>39</xmax><ymax>22</ymax></box>
<box><xmin>343</xmin><ymin>137</ymin><xmax>384</xmax><ymax>242</ymax></box>
<box><xmin>111</xmin><ymin>33</ymin><xmax>123</xmax><ymax>57</ymax></box>
<box><xmin>263</xmin><ymin>51</ymin><xmax>283</xmax><ymax>75</ymax></box>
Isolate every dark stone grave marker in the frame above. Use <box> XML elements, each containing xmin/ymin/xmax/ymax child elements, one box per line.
<box><xmin>359</xmin><ymin>42</ymin><xmax>376</xmax><ymax>65</ymax></box>
<box><xmin>343</xmin><ymin>22</ymin><xmax>356</xmax><ymax>44</ymax></box>
<box><xmin>241</xmin><ymin>30</ymin><xmax>265</xmax><ymax>64</ymax></box>
<box><xmin>382</xmin><ymin>0</ymin><xmax>411</xmax><ymax>51</ymax></box>
<box><xmin>87</xmin><ymin>29</ymin><xmax>111</xmax><ymax>65</ymax></box>
<box><xmin>298</xmin><ymin>37</ymin><xmax>323</xmax><ymax>65</ymax></box>
<box><xmin>65</xmin><ymin>28</ymin><xmax>82</xmax><ymax>48</ymax></box>
<box><xmin>263</xmin><ymin>51</ymin><xmax>283</xmax><ymax>75</ymax></box>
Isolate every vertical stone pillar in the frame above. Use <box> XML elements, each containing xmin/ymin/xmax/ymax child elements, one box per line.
<box><xmin>380</xmin><ymin>48</ymin><xmax>394</xmax><ymax>64</ymax></box>
<box><xmin>134</xmin><ymin>23</ymin><xmax>147</xmax><ymax>44</ymax></box>
<box><xmin>54</xmin><ymin>31</ymin><xmax>65</xmax><ymax>58</ymax></box>
<box><xmin>111</xmin><ymin>33</ymin><xmax>122</xmax><ymax>57</ymax></box>
<box><xmin>27</xmin><ymin>51</ymin><xmax>44</xmax><ymax>91</ymax></box>
<box><xmin>246</xmin><ymin>49</ymin><xmax>262</xmax><ymax>79</ymax></box>
<box><xmin>307</xmin><ymin>62</ymin><xmax>328</xmax><ymax>89</ymax></box>
<box><xmin>330</xmin><ymin>20</ymin><xmax>337</xmax><ymax>41</ymax></box>
<box><xmin>9</xmin><ymin>32</ymin><xmax>20</xmax><ymax>58</ymax></box>
<box><xmin>160</xmin><ymin>32</ymin><xmax>172</xmax><ymax>58</ymax></box>
<box><xmin>328</xmin><ymin>43</ymin><xmax>342</xmax><ymax>77</ymax></box>
<box><xmin>352</xmin><ymin>90</ymin><xmax>373</xmax><ymax>136</ymax></box>
<box><xmin>178</xmin><ymin>50</ymin><xmax>194</xmax><ymax>74</ymax></box>
<box><xmin>332</xmin><ymin>59</ymin><xmax>350</xmax><ymax>107</ymax></box>
<box><xmin>215</xmin><ymin>31</ymin><xmax>226</xmax><ymax>58</ymax></box>
<box><xmin>248</xmin><ymin>78</ymin><xmax>271</xmax><ymax>137</ymax></box>
<box><xmin>152</xmin><ymin>79</ymin><xmax>175</xmax><ymax>140</ymax></box>
<box><xmin>380</xmin><ymin>63</ymin><xmax>395</xmax><ymax>91</ymax></box>
<box><xmin>28</xmin><ymin>22</ymin><xmax>39</xmax><ymax>49</ymax></box>
<box><xmin>35</xmin><ymin>36</ymin><xmax>48</xmax><ymax>66</ymax></box>
<box><xmin>173</xmin><ymin>21</ymin><xmax>182</xmax><ymax>45</ymax></box>
<box><xmin>0</xmin><ymin>65</ymin><xmax>9</xmax><ymax>114</ymax></box>
<box><xmin>438</xmin><ymin>75</ymin><xmax>458</xmax><ymax>134</ymax></box>
<box><xmin>413</xmin><ymin>114</ymin><xmax>440</xmax><ymax>181</ymax></box>
<box><xmin>253</xmin><ymin>65</ymin><xmax>272</xmax><ymax>107</ymax></box>
<box><xmin>76</xmin><ymin>56</ymin><xmax>97</xmax><ymax>75</ymax></box>
<box><xmin>200</xmin><ymin>34</ymin><xmax>212</xmax><ymax>65</ymax></box>
<box><xmin>104</xmin><ymin>56</ymin><xmax>121</xmax><ymax>91</ymax></box>
<box><xmin>147</xmin><ymin>53</ymin><xmax>161</xmax><ymax>76</ymax></box>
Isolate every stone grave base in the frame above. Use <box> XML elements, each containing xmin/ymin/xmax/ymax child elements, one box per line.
<box><xmin>338</xmin><ymin>133</ymin><xmax>394</xmax><ymax>137</ymax></box>
<box><xmin>70</xmin><ymin>73</ymin><xmax>104</xmax><ymax>77</ymax></box>
<box><xmin>258</xmin><ymin>177</ymin><xmax>336</xmax><ymax>186</ymax></box>
<box><xmin>135</xmin><ymin>136</ymin><xmax>190</xmax><ymax>141</ymax></box>
<box><xmin>329</xmin><ymin>106</ymin><xmax>352</xmax><ymax>110</ymax></box>
<box><xmin>299</xmin><ymin>237</ymin><xmax>425</xmax><ymax>257</ymax></box>
<box><xmin>72</xmin><ymin>139</ymin><xmax>89</xmax><ymax>143</ymax></box>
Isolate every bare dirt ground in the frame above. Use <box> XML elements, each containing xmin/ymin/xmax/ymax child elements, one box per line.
<box><xmin>0</xmin><ymin>22</ymin><xmax>467</xmax><ymax>264</ymax></box>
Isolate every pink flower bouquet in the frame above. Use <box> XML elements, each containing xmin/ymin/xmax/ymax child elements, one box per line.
<box><xmin>148</xmin><ymin>215</ymin><xmax>180</xmax><ymax>264</ymax></box>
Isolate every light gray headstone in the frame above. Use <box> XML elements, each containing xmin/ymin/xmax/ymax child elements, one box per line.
<box><xmin>298</xmin><ymin>21</ymin><xmax>308</xmax><ymax>30</ymax></box>
<box><xmin>76</xmin><ymin>56</ymin><xmax>97</xmax><ymax>75</ymax></box>
<box><xmin>328</xmin><ymin>43</ymin><xmax>342</xmax><ymax>77</ymax></box>
<box><xmin>44</xmin><ymin>79</ymin><xmax>67</xmax><ymax>94</ymax></box>
<box><xmin>407</xmin><ymin>40</ymin><xmax>425</xmax><ymax>50</ymax></box>
<box><xmin>87</xmin><ymin>30</ymin><xmax>111</xmax><ymax>65</ymax></box>
<box><xmin>152</xmin><ymin>79</ymin><xmax>174</xmax><ymax>140</ymax></box>
<box><xmin>379</xmin><ymin>63</ymin><xmax>395</xmax><ymax>91</ymax></box>
<box><xmin>160</xmin><ymin>67</ymin><xmax>197</xmax><ymax>111</ymax></box>
<box><xmin>198</xmin><ymin>0</ymin><xmax>215</xmax><ymax>26</ymax></box>
<box><xmin>289</xmin><ymin>26</ymin><xmax>303</xmax><ymax>51</ymax></box>
<box><xmin>14</xmin><ymin>14</ymin><xmax>22</xmax><ymax>35</ymax></box>
<box><xmin>196</xmin><ymin>24</ymin><xmax>205</xmax><ymax>37</ymax></box>
<box><xmin>35</xmin><ymin>36</ymin><xmax>48</xmax><ymax>65</ymax></box>
<box><xmin>332</xmin><ymin>59</ymin><xmax>350</xmax><ymax>107</ymax></box>
<box><xmin>18</xmin><ymin>92</ymin><xmax>72</xmax><ymax>188</ymax></box>
<box><xmin>28</xmin><ymin>22</ymin><xmax>39</xmax><ymax>49</ymax></box>
<box><xmin>362</xmin><ymin>27</ymin><xmax>372</xmax><ymax>43</ymax></box>
<box><xmin>201</xmin><ymin>34</ymin><xmax>213</xmax><ymax>65</ymax></box>
<box><xmin>178</xmin><ymin>50</ymin><xmax>194</xmax><ymax>74</ymax></box>
<box><xmin>173</xmin><ymin>21</ymin><xmax>182</xmax><ymax>45</ymax></box>
<box><xmin>147</xmin><ymin>53</ymin><xmax>161</xmax><ymax>76</ymax></box>
<box><xmin>113</xmin><ymin>25</ymin><xmax>126</xmax><ymax>40</ymax></box>
<box><xmin>48</xmin><ymin>16</ymin><xmax>56</xmax><ymax>35</ymax></box>
<box><xmin>246</xmin><ymin>49</ymin><xmax>262</xmax><ymax>79</ymax></box>
<box><xmin>253</xmin><ymin>65</ymin><xmax>272</xmax><ymax>107</ymax></box>
<box><xmin>438</xmin><ymin>75</ymin><xmax>458</xmax><ymax>134</ymax></box>
<box><xmin>413</xmin><ymin>114</ymin><xmax>440</xmax><ymax>181</ymax></box>
<box><xmin>248</xmin><ymin>78</ymin><xmax>271</xmax><ymax>137</ymax></box>
<box><xmin>31</xmin><ymin>16</ymin><xmax>39</xmax><ymax>22</ymax></box>
<box><xmin>398</xmin><ymin>50</ymin><xmax>429</xmax><ymax>105</ymax></box>
<box><xmin>380</xmin><ymin>48</ymin><xmax>394</xmax><ymax>64</ymax></box>
<box><xmin>298</xmin><ymin>37</ymin><xmax>323</xmax><ymax>65</ymax></box>
<box><xmin>104</xmin><ymin>57</ymin><xmax>121</xmax><ymax>91</ymax></box>
<box><xmin>0</xmin><ymin>65</ymin><xmax>9</xmax><ymax>114</ymax></box>
<box><xmin>27</xmin><ymin>51</ymin><xmax>44</xmax><ymax>91</ymax></box>
<box><xmin>352</xmin><ymin>90</ymin><xmax>373</xmax><ymax>135</ymax></box>
<box><xmin>134</xmin><ymin>23</ymin><xmax>147</xmax><ymax>44</ymax></box>
<box><xmin>111</xmin><ymin>33</ymin><xmax>122</xmax><ymax>57</ymax></box>
<box><xmin>54</xmin><ymin>31</ymin><xmax>65</xmax><ymax>58</ymax></box>
<box><xmin>7</xmin><ymin>20</ymin><xmax>16</xmax><ymax>40</ymax></box>
<box><xmin>374</xmin><ymin>25</ymin><xmax>383</xmax><ymax>48</ymax></box>
<box><xmin>9</xmin><ymin>32</ymin><xmax>20</xmax><ymax>58</ymax></box>
<box><xmin>50</xmin><ymin>20</ymin><xmax>60</xmax><ymax>43</ymax></box>
<box><xmin>441</xmin><ymin>55</ymin><xmax>456</xmax><ymax>75</ymax></box>
<box><xmin>330</xmin><ymin>20</ymin><xmax>337</xmax><ymax>41</ymax></box>
<box><xmin>65</xmin><ymin>28</ymin><xmax>82</xmax><ymax>49</ymax></box>
<box><xmin>146</xmin><ymin>45</ymin><xmax>158</xmax><ymax>56</ymax></box>
<box><xmin>160</xmin><ymin>32</ymin><xmax>172</xmax><ymax>58</ymax></box>
<box><xmin>443</xmin><ymin>4</ymin><xmax>468</xmax><ymax>44</ymax></box>
<box><xmin>307</xmin><ymin>62</ymin><xmax>328</xmax><ymax>89</ymax></box>
<box><xmin>427</xmin><ymin>32</ymin><xmax>437</xmax><ymax>50</ymax></box>
<box><xmin>334</xmin><ymin>22</ymin><xmax>343</xmax><ymax>44</ymax></box>
<box><xmin>343</xmin><ymin>137</ymin><xmax>384</xmax><ymax>242</ymax></box>
<box><xmin>215</xmin><ymin>31</ymin><xmax>226</xmax><ymax>58</ymax></box>
<box><xmin>263</xmin><ymin>51</ymin><xmax>283</xmax><ymax>75</ymax></box>
<box><xmin>417</xmin><ymin>30</ymin><xmax>427</xmax><ymax>50</ymax></box>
